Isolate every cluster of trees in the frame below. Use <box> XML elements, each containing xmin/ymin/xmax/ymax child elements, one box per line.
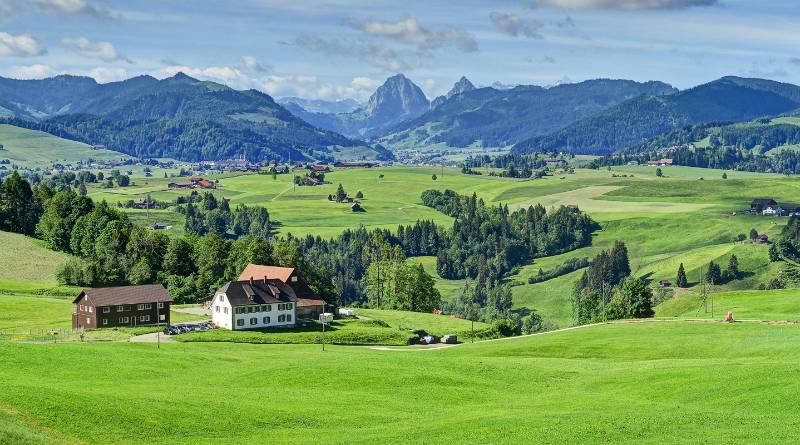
<box><xmin>704</xmin><ymin>255</ymin><xmax>739</xmax><ymax>285</ymax></box>
<box><xmin>423</xmin><ymin>189</ymin><xmax>598</xmax><ymax>288</ymax></box>
<box><xmin>180</xmin><ymin>192</ymin><xmax>271</xmax><ymax>239</ymax></box>
<box><xmin>361</xmin><ymin>241</ymin><xmax>440</xmax><ymax>312</ymax></box>
<box><xmin>572</xmin><ymin>241</ymin><xmax>653</xmax><ymax>324</ymax></box>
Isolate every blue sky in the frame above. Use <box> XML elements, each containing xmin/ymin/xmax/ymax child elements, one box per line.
<box><xmin>1</xmin><ymin>0</ymin><xmax>799</xmax><ymax>101</ymax></box>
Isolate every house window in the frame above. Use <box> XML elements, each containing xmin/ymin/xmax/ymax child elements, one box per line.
<box><xmin>291</xmin><ymin>276</ymin><xmax>298</xmax><ymax>282</ymax></box>
<box><xmin>157</xmin><ymin>302</ymin><xmax>165</xmax><ymax>309</ymax></box>
<box><xmin>89</xmin><ymin>307</ymin><xmax>93</xmax><ymax>313</ymax></box>
<box><xmin>261</xmin><ymin>305</ymin><xmax>268</xmax><ymax>312</ymax></box>
<box><xmin>117</xmin><ymin>305</ymin><xmax>124</xmax><ymax>312</ymax></box>
<box><xmin>102</xmin><ymin>319</ymin><xmax>108</xmax><ymax>325</ymax></box>
<box><xmin>224</xmin><ymin>307</ymin><xmax>228</xmax><ymax>314</ymax></box>
<box><xmin>137</xmin><ymin>304</ymin><xmax>144</xmax><ymax>311</ymax></box>
<box><xmin>160</xmin><ymin>314</ymin><xmax>166</xmax><ymax>321</ymax></box>
<box><xmin>86</xmin><ymin>317</ymin><xmax>91</xmax><ymax>324</ymax></box>
<box><xmin>236</xmin><ymin>319</ymin><xmax>244</xmax><ymax>327</ymax></box>
<box><xmin>144</xmin><ymin>304</ymin><xmax>152</xmax><ymax>310</ymax></box>
<box><xmin>216</xmin><ymin>306</ymin><xmax>220</xmax><ymax>312</ymax></box>
<box><xmin>278</xmin><ymin>314</ymin><xmax>286</xmax><ymax>322</ymax></box>
<box><xmin>120</xmin><ymin>317</ymin><xmax>129</xmax><ymax>323</ymax></box>
<box><xmin>219</xmin><ymin>295</ymin><xmax>225</xmax><ymax>302</ymax></box>
<box><xmin>234</xmin><ymin>307</ymin><xmax>241</xmax><ymax>314</ymax></box>
<box><xmin>287</xmin><ymin>314</ymin><xmax>292</xmax><ymax>322</ymax></box>
<box><xmin>79</xmin><ymin>304</ymin><xmax>84</xmax><ymax>311</ymax></box>
<box><xmin>263</xmin><ymin>316</ymin><xmax>270</xmax><ymax>324</ymax></box>
<box><xmin>265</xmin><ymin>304</ymin><xmax>271</xmax><ymax>312</ymax></box>
<box><xmin>277</xmin><ymin>303</ymin><xmax>284</xmax><ymax>311</ymax></box>
<box><xmin>102</xmin><ymin>307</ymin><xmax>110</xmax><ymax>313</ymax></box>
<box><xmin>250</xmin><ymin>317</ymin><xmax>257</xmax><ymax>325</ymax></box>
<box><xmin>140</xmin><ymin>315</ymin><xmax>150</xmax><ymax>322</ymax></box>
<box><xmin>285</xmin><ymin>303</ymin><xmax>292</xmax><ymax>310</ymax></box>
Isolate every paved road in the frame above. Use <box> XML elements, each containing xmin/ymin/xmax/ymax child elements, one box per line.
<box><xmin>129</xmin><ymin>332</ymin><xmax>174</xmax><ymax>343</ymax></box>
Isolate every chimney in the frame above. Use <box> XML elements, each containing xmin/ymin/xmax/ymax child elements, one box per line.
<box><xmin>249</xmin><ymin>276</ymin><xmax>254</xmax><ymax>286</ymax></box>
<box><xmin>264</xmin><ymin>275</ymin><xmax>268</xmax><ymax>284</ymax></box>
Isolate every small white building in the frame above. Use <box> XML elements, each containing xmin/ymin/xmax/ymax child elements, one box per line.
<box><xmin>211</xmin><ymin>278</ymin><xmax>300</xmax><ymax>330</ymax></box>
<box><xmin>763</xmin><ymin>206</ymin><xmax>785</xmax><ymax>216</ymax></box>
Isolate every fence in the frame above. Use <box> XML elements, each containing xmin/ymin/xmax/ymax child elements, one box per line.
<box><xmin>0</xmin><ymin>326</ymin><xmax>154</xmax><ymax>343</ymax></box>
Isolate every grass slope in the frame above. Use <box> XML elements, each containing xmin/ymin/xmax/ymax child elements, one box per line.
<box><xmin>355</xmin><ymin>308</ymin><xmax>490</xmax><ymax>336</ymax></box>
<box><xmin>0</xmin><ymin>231</ymin><xmax>72</xmax><ymax>284</ymax></box>
<box><xmin>2</xmin><ymin>321</ymin><xmax>800</xmax><ymax>443</ymax></box>
<box><xmin>0</xmin><ymin>124</ymin><xmax>128</xmax><ymax>168</ymax></box>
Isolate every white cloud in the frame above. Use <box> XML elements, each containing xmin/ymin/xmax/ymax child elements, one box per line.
<box><xmin>4</xmin><ymin>63</ymin><xmax>54</xmax><ymax>79</ymax></box>
<box><xmin>344</xmin><ymin>17</ymin><xmax>478</xmax><ymax>53</ymax></box>
<box><xmin>0</xmin><ymin>32</ymin><xmax>46</xmax><ymax>57</ymax></box>
<box><xmin>33</xmin><ymin>0</ymin><xmax>110</xmax><ymax>17</ymax></box>
<box><xmin>291</xmin><ymin>35</ymin><xmax>417</xmax><ymax>72</ymax></box>
<box><xmin>490</xmin><ymin>12</ymin><xmax>545</xmax><ymax>39</ymax></box>
<box><xmin>61</xmin><ymin>37</ymin><xmax>132</xmax><ymax>63</ymax></box>
<box><xmin>260</xmin><ymin>75</ymin><xmax>381</xmax><ymax>102</ymax></box>
<box><xmin>525</xmin><ymin>0</ymin><xmax>718</xmax><ymax>10</ymax></box>
<box><xmin>154</xmin><ymin>64</ymin><xmax>253</xmax><ymax>89</ymax></box>
<box><xmin>242</xmin><ymin>55</ymin><xmax>270</xmax><ymax>73</ymax></box>
<box><xmin>82</xmin><ymin>66</ymin><xmax>129</xmax><ymax>83</ymax></box>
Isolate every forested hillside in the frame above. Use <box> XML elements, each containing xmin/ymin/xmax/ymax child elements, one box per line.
<box><xmin>514</xmin><ymin>77</ymin><xmax>800</xmax><ymax>155</ymax></box>
<box><xmin>382</xmin><ymin>79</ymin><xmax>676</xmax><ymax>149</ymax></box>
<box><xmin>0</xmin><ymin>73</ymin><xmax>385</xmax><ymax>162</ymax></box>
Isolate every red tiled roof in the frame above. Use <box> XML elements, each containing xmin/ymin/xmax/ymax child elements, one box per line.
<box><xmin>238</xmin><ymin>264</ymin><xmax>295</xmax><ymax>283</ymax></box>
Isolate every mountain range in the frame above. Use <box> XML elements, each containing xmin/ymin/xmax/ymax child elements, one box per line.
<box><xmin>512</xmin><ymin>76</ymin><xmax>800</xmax><ymax>155</ymax></box>
<box><xmin>0</xmin><ymin>73</ymin><xmax>387</xmax><ymax>162</ymax></box>
<box><xmin>2</xmin><ymin>71</ymin><xmax>800</xmax><ymax>163</ymax></box>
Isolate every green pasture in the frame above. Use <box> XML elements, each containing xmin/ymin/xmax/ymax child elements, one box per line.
<box><xmin>0</xmin><ymin>124</ymin><xmax>129</xmax><ymax>169</ymax></box>
<box><xmin>354</xmin><ymin>308</ymin><xmax>490</xmax><ymax>336</ymax></box>
<box><xmin>3</xmin><ymin>321</ymin><xmax>800</xmax><ymax>444</ymax></box>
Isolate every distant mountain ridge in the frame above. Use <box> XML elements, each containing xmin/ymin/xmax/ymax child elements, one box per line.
<box><xmin>277</xmin><ymin>97</ymin><xmax>361</xmax><ymax>114</ymax></box>
<box><xmin>513</xmin><ymin>76</ymin><xmax>800</xmax><ymax>155</ymax></box>
<box><xmin>381</xmin><ymin>79</ymin><xmax>677</xmax><ymax>150</ymax></box>
<box><xmin>0</xmin><ymin>73</ymin><xmax>388</xmax><ymax>162</ymax></box>
<box><xmin>431</xmin><ymin>76</ymin><xmax>476</xmax><ymax>109</ymax></box>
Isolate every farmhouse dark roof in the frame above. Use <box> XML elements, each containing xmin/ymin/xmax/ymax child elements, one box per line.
<box><xmin>217</xmin><ymin>279</ymin><xmax>299</xmax><ymax>306</ymax></box>
<box><xmin>752</xmin><ymin>198</ymin><xmax>777</xmax><ymax>206</ymax></box>
<box><xmin>74</xmin><ymin>284</ymin><xmax>172</xmax><ymax>306</ymax></box>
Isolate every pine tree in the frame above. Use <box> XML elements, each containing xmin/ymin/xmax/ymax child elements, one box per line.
<box><xmin>676</xmin><ymin>263</ymin><xmax>688</xmax><ymax>287</ymax></box>
<box><xmin>335</xmin><ymin>183</ymin><xmax>347</xmax><ymax>202</ymax></box>
<box><xmin>726</xmin><ymin>254</ymin><xmax>739</xmax><ymax>279</ymax></box>
<box><xmin>749</xmin><ymin>228</ymin><xmax>759</xmax><ymax>241</ymax></box>
<box><xmin>769</xmin><ymin>243</ymin><xmax>781</xmax><ymax>262</ymax></box>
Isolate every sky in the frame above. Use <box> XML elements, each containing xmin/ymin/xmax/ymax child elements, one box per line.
<box><xmin>1</xmin><ymin>0</ymin><xmax>799</xmax><ymax>102</ymax></box>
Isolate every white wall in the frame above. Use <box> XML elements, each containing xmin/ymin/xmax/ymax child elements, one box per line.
<box><xmin>212</xmin><ymin>294</ymin><xmax>296</xmax><ymax>330</ymax></box>
<box><xmin>211</xmin><ymin>293</ymin><xmax>233</xmax><ymax>329</ymax></box>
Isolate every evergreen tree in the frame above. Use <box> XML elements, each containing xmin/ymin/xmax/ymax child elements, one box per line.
<box><xmin>705</xmin><ymin>261</ymin><xmax>722</xmax><ymax>284</ymax></box>
<box><xmin>769</xmin><ymin>243</ymin><xmax>780</xmax><ymax>262</ymax></box>
<box><xmin>749</xmin><ymin>228</ymin><xmax>759</xmax><ymax>241</ymax></box>
<box><xmin>726</xmin><ymin>254</ymin><xmax>739</xmax><ymax>279</ymax></box>
<box><xmin>676</xmin><ymin>262</ymin><xmax>688</xmax><ymax>288</ymax></box>
<box><xmin>0</xmin><ymin>170</ymin><xmax>38</xmax><ymax>235</ymax></box>
<box><xmin>335</xmin><ymin>183</ymin><xmax>347</xmax><ymax>202</ymax></box>
<box><xmin>655</xmin><ymin>168</ymin><xmax>663</xmax><ymax>177</ymax></box>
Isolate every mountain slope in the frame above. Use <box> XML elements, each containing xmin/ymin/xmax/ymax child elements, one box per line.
<box><xmin>277</xmin><ymin>97</ymin><xmax>361</xmax><ymax>114</ymax></box>
<box><xmin>0</xmin><ymin>73</ymin><xmax>385</xmax><ymax>162</ymax></box>
<box><xmin>288</xmin><ymin>74</ymin><xmax>431</xmax><ymax>140</ymax></box>
<box><xmin>514</xmin><ymin>77</ymin><xmax>800</xmax><ymax>155</ymax></box>
<box><xmin>382</xmin><ymin>79</ymin><xmax>676</xmax><ymax>149</ymax></box>
<box><xmin>431</xmin><ymin>76</ymin><xmax>476</xmax><ymax>109</ymax></box>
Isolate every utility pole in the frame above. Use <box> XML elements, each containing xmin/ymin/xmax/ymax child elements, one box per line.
<box><xmin>156</xmin><ymin>302</ymin><xmax>160</xmax><ymax>349</ymax></box>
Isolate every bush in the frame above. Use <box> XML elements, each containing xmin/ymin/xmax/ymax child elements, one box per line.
<box><xmin>490</xmin><ymin>318</ymin><xmax>520</xmax><ymax>337</ymax></box>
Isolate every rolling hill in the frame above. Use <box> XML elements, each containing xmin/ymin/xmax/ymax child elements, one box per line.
<box><xmin>0</xmin><ymin>73</ymin><xmax>387</xmax><ymax>163</ymax></box>
<box><xmin>0</xmin><ymin>123</ymin><xmax>129</xmax><ymax>168</ymax></box>
<box><xmin>514</xmin><ymin>76</ymin><xmax>800</xmax><ymax>155</ymax></box>
<box><xmin>381</xmin><ymin>78</ymin><xmax>677</xmax><ymax>150</ymax></box>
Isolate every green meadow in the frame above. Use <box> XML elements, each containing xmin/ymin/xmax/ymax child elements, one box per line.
<box><xmin>3</xmin><ymin>320</ymin><xmax>800</xmax><ymax>444</ymax></box>
<box><xmin>81</xmin><ymin>163</ymin><xmax>798</xmax><ymax>326</ymax></box>
<box><xmin>0</xmin><ymin>124</ymin><xmax>129</xmax><ymax>168</ymax></box>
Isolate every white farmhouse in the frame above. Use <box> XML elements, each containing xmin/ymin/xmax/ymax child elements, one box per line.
<box><xmin>763</xmin><ymin>206</ymin><xmax>785</xmax><ymax>216</ymax></box>
<box><xmin>211</xmin><ymin>278</ymin><xmax>301</xmax><ymax>330</ymax></box>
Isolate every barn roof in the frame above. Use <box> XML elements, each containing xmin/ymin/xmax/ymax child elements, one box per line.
<box><xmin>217</xmin><ymin>279</ymin><xmax>298</xmax><ymax>306</ymax></box>
<box><xmin>74</xmin><ymin>284</ymin><xmax>172</xmax><ymax>306</ymax></box>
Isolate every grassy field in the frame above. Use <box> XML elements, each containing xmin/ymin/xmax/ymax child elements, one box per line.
<box><xmin>2</xmin><ymin>320</ymin><xmax>800</xmax><ymax>444</ymax></box>
<box><xmin>0</xmin><ymin>124</ymin><xmax>129</xmax><ymax>168</ymax></box>
<box><xmin>354</xmin><ymin>308</ymin><xmax>490</xmax><ymax>336</ymax></box>
<box><xmin>0</xmin><ymin>231</ymin><xmax>73</xmax><ymax>284</ymax></box>
<box><xmin>656</xmin><ymin>288</ymin><xmax>800</xmax><ymax>320</ymax></box>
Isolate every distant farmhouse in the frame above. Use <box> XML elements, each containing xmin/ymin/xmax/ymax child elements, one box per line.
<box><xmin>168</xmin><ymin>176</ymin><xmax>215</xmax><ymax>190</ymax></box>
<box><xmin>646</xmin><ymin>158</ymin><xmax>673</xmax><ymax>166</ymax></box>
<box><xmin>334</xmin><ymin>161</ymin><xmax>377</xmax><ymax>168</ymax></box>
<box><xmin>544</xmin><ymin>158</ymin><xmax>567</xmax><ymax>167</ymax></box>
<box><xmin>72</xmin><ymin>284</ymin><xmax>172</xmax><ymax>329</ymax></box>
<box><xmin>210</xmin><ymin>265</ymin><xmax>329</xmax><ymax>330</ymax></box>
